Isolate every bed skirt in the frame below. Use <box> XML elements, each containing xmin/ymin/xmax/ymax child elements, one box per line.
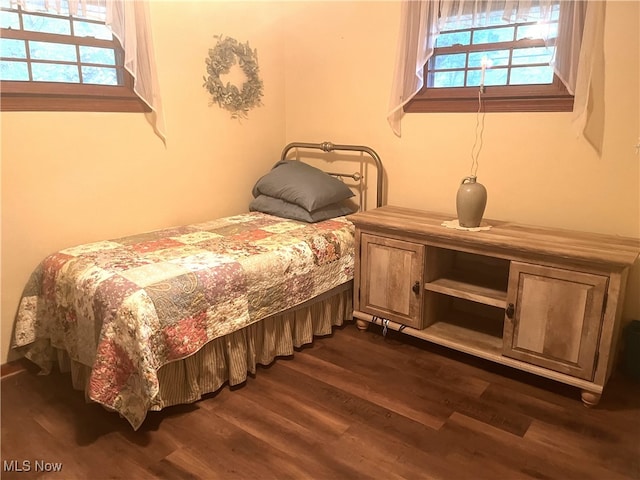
<box><xmin>51</xmin><ymin>283</ymin><xmax>353</xmax><ymax>417</ymax></box>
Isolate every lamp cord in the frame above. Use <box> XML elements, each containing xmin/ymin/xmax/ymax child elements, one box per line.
<box><xmin>470</xmin><ymin>87</ymin><xmax>486</xmax><ymax>177</ymax></box>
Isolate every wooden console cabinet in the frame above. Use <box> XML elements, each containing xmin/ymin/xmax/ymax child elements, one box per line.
<box><xmin>350</xmin><ymin>206</ymin><xmax>640</xmax><ymax>406</ymax></box>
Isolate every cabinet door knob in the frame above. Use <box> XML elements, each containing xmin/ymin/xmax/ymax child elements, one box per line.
<box><xmin>412</xmin><ymin>281</ymin><xmax>420</xmax><ymax>294</ymax></box>
<box><xmin>506</xmin><ymin>303</ymin><xmax>515</xmax><ymax>319</ymax></box>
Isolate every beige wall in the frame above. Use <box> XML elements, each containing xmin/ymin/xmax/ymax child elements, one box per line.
<box><xmin>1</xmin><ymin>0</ymin><xmax>639</xmax><ymax>364</ymax></box>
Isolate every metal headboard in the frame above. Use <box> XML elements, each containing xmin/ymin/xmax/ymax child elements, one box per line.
<box><xmin>280</xmin><ymin>141</ymin><xmax>384</xmax><ymax>208</ymax></box>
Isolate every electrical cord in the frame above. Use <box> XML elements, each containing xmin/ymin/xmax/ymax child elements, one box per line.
<box><xmin>469</xmin><ymin>86</ymin><xmax>486</xmax><ymax>177</ymax></box>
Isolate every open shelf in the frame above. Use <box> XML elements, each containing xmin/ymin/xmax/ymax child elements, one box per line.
<box><xmin>424</xmin><ymin>275</ymin><xmax>507</xmax><ymax>308</ymax></box>
<box><xmin>418</xmin><ymin>293</ymin><xmax>506</xmax><ymax>360</ymax></box>
<box><xmin>423</xmin><ymin>311</ymin><xmax>503</xmax><ymax>356</ymax></box>
<box><xmin>420</xmin><ymin>292</ymin><xmax>505</xmax><ymax>358</ymax></box>
<box><xmin>425</xmin><ymin>247</ymin><xmax>509</xmax><ymax>309</ymax></box>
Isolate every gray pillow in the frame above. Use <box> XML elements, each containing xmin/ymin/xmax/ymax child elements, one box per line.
<box><xmin>250</xmin><ymin>195</ymin><xmax>358</xmax><ymax>223</ymax></box>
<box><xmin>252</xmin><ymin>160</ymin><xmax>354</xmax><ymax>212</ymax></box>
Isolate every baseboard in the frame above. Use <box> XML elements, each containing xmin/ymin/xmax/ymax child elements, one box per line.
<box><xmin>1</xmin><ymin>359</ymin><xmax>29</xmax><ymax>379</ymax></box>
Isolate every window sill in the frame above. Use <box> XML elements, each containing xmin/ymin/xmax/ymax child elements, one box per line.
<box><xmin>1</xmin><ymin>93</ymin><xmax>150</xmax><ymax>113</ymax></box>
<box><xmin>405</xmin><ymin>82</ymin><xmax>574</xmax><ymax>113</ymax></box>
<box><xmin>0</xmin><ymin>81</ymin><xmax>150</xmax><ymax>113</ymax></box>
<box><xmin>405</xmin><ymin>94</ymin><xmax>574</xmax><ymax>113</ymax></box>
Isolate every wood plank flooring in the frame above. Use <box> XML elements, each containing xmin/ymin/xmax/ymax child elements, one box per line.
<box><xmin>2</xmin><ymin>322</ymin><xmax>639</xmax><ymax>479</ymax></box>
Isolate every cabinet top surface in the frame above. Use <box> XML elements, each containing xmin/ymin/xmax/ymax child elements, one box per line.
<box><xmin>349</xmin><ymin>206</ymin><xmax>640</xmax><ymax>268</ymax></box>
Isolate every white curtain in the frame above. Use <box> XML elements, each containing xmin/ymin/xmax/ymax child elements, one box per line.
<box><xmin>106</xmin><ymin>0</ymin><xmax>166</xmax><ymax>145</ymax></box>
<box><xmin>10</xmin><ymin>0</ymin><xmax>166</xmax><ymax>145</ymax></box>
<box><xmin>570</xmin><ymin>1</ymin><xmax>605</xmax><ymax>154</ymax></box>
<box><xmin>387</xmin><ymin>1</ymin><xmax>438</xmax><ymax>138</ymax></box>
<box><xmin>387</xmin><ymin>0</ymin><xmax>605</xmax><ymax>154</ymax></box>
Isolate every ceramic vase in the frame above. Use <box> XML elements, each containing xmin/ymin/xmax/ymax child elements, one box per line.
<box><xmin>456</xmin><ymin>176</ymin><xmax>487</xmax><ymax>228</ymax></box>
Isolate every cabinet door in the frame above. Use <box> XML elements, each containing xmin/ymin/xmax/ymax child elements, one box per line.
<box><xmin>503</xmin><ymin>261</ymin><xmax>607</xmax><ymax>380</ymax></box>
<box><xmin>359</xmin><ymin>233</ymin><xmax>425</xmax><ymax>328</ymax></box>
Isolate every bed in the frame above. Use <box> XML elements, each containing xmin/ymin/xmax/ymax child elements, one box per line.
<box><xmin>11</xmin><ymin>141</ymin><xmax>384</xmax><ymax>430</ymax></box>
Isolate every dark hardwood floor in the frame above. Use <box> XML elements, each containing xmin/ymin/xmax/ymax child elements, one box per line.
<box><xmin>2</xmin><ymin>321</ymin><xmax>639</xmax><ymax>479</ymax></box>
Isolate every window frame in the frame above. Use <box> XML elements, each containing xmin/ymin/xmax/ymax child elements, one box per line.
<box><xmin>0</xmin><ymin>5</ymin><xmax>149</xmax><ymax>113</ymax></box>
<box><xmin>405</xmin><ymin>7</ymin><xmax>574</xmax><ymax>114</ymax></box>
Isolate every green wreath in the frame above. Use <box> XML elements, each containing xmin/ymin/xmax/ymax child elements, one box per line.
<box><xmin>203</xmin><ymin>35</ymin><xmax>264</xmax><ymax>119</ymax></box>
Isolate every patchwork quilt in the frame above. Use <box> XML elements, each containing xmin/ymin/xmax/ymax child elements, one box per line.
<box><xmin>12</xmin><ymin>213</ymin><xmax>355</xmax><ymax>429</ymax></box>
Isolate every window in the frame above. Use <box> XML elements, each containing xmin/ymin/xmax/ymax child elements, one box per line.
<box><xmin>0</xmin><ymin>1</ymin><xmax>148</xmax><ymax>112</ymax></box>
<box><xmin>405</xmin><ymin>1</ymin><xmax>574</xmax><ymax>113</ymax></box>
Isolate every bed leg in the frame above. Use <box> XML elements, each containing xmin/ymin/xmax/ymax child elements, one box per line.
<box><xmin>355</xmin><ymin>319</ymin><xmax>369</xmax><ymax>331</ymax></box>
